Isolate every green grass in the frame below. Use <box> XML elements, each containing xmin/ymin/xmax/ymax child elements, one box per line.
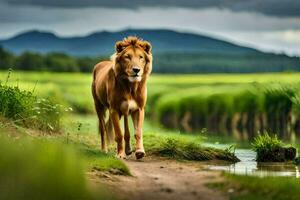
<box><xmin>2</xmin><ymin>70</ymin><xmax>300</xmax><ymax>160</ymax></box>
<box><xmin>2</xmin><ymin>71</ymin><xmax>300</xmax><ymax>200</ymax></box>
<box><xmin>2</xmin><ymin>70</ymin><xmax>300</xmax><ymax>162</ymax></box>
<box><xmin>211</xmin><ymin>174</ymin><xmax>300</xmax><ymax>200</ymax></box>
<box><xmin>251</xmin><ymin>132</ymin><xmax>296</xmax><ymax>162</ymax></box>
<box><xmin>252</xmin><ymin>132</ymin><xmax>283</xmax><ymax>153</ymax></box>
<box><xmin>143</xmin><ymin>133</ymin><xmax>239</xmax><ymax>162</ymax></box>
<box><xmin>0</xmin><ymin>81</ymin><xmax>62</xmax><ymax>132</ymax></box>
<box><xmin>0</xmin><ymin>118</ymin><xmax>124</xmax><ymax>199</ymax></box>
<box><xmin>0</xmin><ymin>112</ymin><xmax>130</xmax><ymax>176</ymax></box>
<box><xmin>154</xmin><ymin>85</ymin><xmax>300</xmax><ymax>143</ymax></box>
<box><xmin>65</xmin><ymin>134</ymin><xmax>130</xmax><ymax>175</ymax></box>
<box><xmin>87</xmin><ymin>152</ymin><xmax>130</xmax><ymax>174</ymax></box>
<box><xmin>0</xmin><ymin>71</ymin><xmax>94</xmax><ymax>114</ymax></box>
<box><xmin>64</xmin><ymin>114</ymin><xmax>239</xmax><ymax>162</ymax></box>
<box><xmin>1</xmin><ymin>71</ymin><xmax>300</xmax><ymax>115</ymax></box>
<box><xmin>149</xmin><ymin>73</ymin><xmax>300</xmax><ymax>85</ymax></box>
<box><xmin>0</xmin><ymin>130</ymin><xmax>106</xmax><ymax>200</ymax></box>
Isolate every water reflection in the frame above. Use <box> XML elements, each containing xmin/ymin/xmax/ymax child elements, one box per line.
<box><xmin>206</xmin><ymin>148</ymin><xmax>299</xmax><ymax>177</ymax></box>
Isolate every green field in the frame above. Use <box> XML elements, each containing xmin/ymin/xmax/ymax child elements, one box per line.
<box><xmin>1</xmin><ymin>71</ymin><xmax>300</xmax><ymax>140</ymax></box>
<box><xmin>0</xmin><ymin>70</ymin><xmax>244</xmax><ymax>199</ymax></box>
<box><xmin>1</xmin><ymin>71</ymin><xmax>300</xmax><ymax>112</ymax></box>
<box><xmin>2</xmin><ymin>70</ymin><xmax>299</xmax><ymax>148</ymax></box>
<box><xmin>1</xmin><ymin>70</ymin><xmax>300</xmax><ymax>199</ymax></box>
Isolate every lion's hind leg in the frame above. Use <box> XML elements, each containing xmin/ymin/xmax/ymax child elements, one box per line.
<box><xmin>95</xmin><ymin>102</ymin><xmax>108</xmax><ymax>152</ymax></box>
<box><xmin>105</xmin><ymin>115</ymin><xmax>115</xmax><ymax>145</ymax></box>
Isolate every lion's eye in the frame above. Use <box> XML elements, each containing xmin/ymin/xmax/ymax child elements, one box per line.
<box><xmin>139</xmin><ymin>55</ymin><xmax>144</xmax><ymax>59</ymax></box>
<box><xmin>124</xmin><ymin>55</ymin><xmax>131</xmax><ymax>59</ymax></box>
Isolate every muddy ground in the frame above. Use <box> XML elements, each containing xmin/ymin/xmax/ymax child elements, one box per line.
<box><xmin>89</xmin><ymin>156</ymin><xmax>228</xmax><ymax>200</ymax></box>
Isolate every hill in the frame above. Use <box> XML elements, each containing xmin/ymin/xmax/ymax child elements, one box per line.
<box><xmin>0</xmin><ymin>29</ymin><xmax>300</xmax><ymax>73</ymax></box>
<box><xmin>0</xmin><ymin>29</ymin><xmax>257</xmax><ymax>56</ymax></box>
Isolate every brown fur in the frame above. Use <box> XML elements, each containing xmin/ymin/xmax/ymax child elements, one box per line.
<box><xmin>91</xmin><ymin>36</ymin><xmax>152</xmax><ymax>159</ymax></box>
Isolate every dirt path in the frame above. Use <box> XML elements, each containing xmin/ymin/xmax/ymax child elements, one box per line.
<box><xmin>89</xmin><ymin>156</ymin><xmax>228</xmax><ymax>200</ymax></box>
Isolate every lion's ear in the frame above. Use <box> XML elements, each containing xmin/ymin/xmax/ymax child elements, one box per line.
<box><xmin>140</xmin><ymin>41</ymin><xmax>152</xmax><ymax>54</ymax></box>
<box><xmin>115</xmin><ymin>41</ymin><xmax>125</xmax><ymax>53</ymax></box>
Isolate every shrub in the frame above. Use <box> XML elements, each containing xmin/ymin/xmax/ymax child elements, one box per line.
<box><xmin>251</xmin><ymin>132</ymin><xmax>296</xmax><ymax>162</ymax></box>
<box><xmin>45</xmin><ymin>53</ymin><xmax>79</xmax><ymax>72</ymax></box>
<box><xmin>15</xmin><ymin>52</ymin><xmax>46</xmax><ymax>71</ymax></box>
<box><xmin>0</xmin><ymin>82</ymin><xmax>62</xmax><ymax>132</ymax></box>
<box><xmin>0</xmin><ymin>84</ymin><xmax>36</xmax><ymax>119</ymax></box>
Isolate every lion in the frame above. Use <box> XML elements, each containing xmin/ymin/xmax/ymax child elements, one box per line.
<box><xmin>91</xmin><ymin>36</ymin><xmax>152</xmax><ymax>159</ymax></box>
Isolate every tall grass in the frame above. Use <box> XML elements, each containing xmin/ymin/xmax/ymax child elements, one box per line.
<box><xmin>251</xmin><ymin>132</ymin><xmax>296</xmax><ymax>162</ymax></box>
<box><xmin>0</xmin><ymin>134</ymin><xmax>96</xmax><ymax>200</ymax></box>
<box><xmin>264</xmin><ymin>87</ymin><xmax>295</xmax><ymax>137</ymax></box>
<box><xmin>155</xmin><ymin>84</ymin><xmax>300</xmax><ymax>139</ymax></box>
<box><xmin>2</xmin><ymin>71</ymin><xmax>300</xmax><ymax>139</ymax></box>
<box><xmin>0</xmin><ymin>73</ymin><xmax>62</xmax><ymax>132</ymax></box>
<box><xmin>292</xmin><ymin>95</ymin><xmax>300</xmax><ymax>134</ymax></box>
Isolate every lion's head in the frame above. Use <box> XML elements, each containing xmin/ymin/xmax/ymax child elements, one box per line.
<box><xmin>112</xmin><ymin>36</ymin><xmax>152</xmax><ymax>82</ymax></box>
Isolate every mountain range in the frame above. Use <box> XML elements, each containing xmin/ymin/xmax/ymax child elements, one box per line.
<box><xmin>0</xmin><ymin>29</ymin><xmax>258</xmax><ymax>56</ymax></box>
<box><xmin>1</xmin><ymin>29</ymin><xmax>299</xmax><ymax>73</ymax></box>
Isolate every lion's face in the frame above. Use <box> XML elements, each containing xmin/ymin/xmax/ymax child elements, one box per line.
<box><xmin>119</xmin><ymin>47</ymin><xmax>147</xmax><ymax>82</ymax></box>
<box><xmin>113</xmin><ymin>36</ymin><xmax>152</xmax><ymax>82</ymax></box>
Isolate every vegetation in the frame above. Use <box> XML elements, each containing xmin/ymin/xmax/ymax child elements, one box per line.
<box><xmin>0</xmin><ymin>107</ymin><xmax>124</xmax><ymax>200</ymax></box>
<box><xmin>64</xmin><ymin>114</ymin><xmax>240</xmax><ymax>162</ymax></box>
<box><xmin>0</xmin><ymin>47</ymin><xmax>103</xmax><ymax>72</ymax></box>
<box><xmin>143</xmin><ymin>133</ymin><xmax>239</xmax><ymax>162</ymax></box>
<box><xmin>1</xmin><ymin>46</ymin><xmax>300</xmax><ymax>73</ymax></box>
<box><xmin>154</xmin><ymin>85</ymin><xmax>300</xmax><ymax>139</ymax></box>
<box><xmin>294</xmin><ymin>157</ymin><xmax>300</xmax><ymax>165</ymax></box>
<box><xmin>65</xmin><ymin>133</ymin><xmax>130</xmax><ymax>175</ymax></box>
<box><xmin>209</xmin><ymin>174</ymin><xmax>300</xmax><ymax>200</ymax></box>
<box><xmin>2</xmin><ymin>71</ymin><xmax>300</xmax><ymax>140</ymax></box>
<box><xmin>0</xmin><ymin>70</ymin><xmax>95</xmax><ymax>114</ymax></box>
<box><xmin>0</xmin><ymin>71</ymin><xmax>241</xmax><ymax>183</ymax></box>
<box><xmin>0</xmin><ymin>73</ymin><xmax>61</xmax><ymax>132</ymax></box>
<box><xmin>0</xmin><ymin>129</ymin><xmax>104</xmax><ymax>200</ymax></box>
<box><xmin>251</xmin><ymin>132</ymin><xmax>296</xmax><ymax>162</ymax></box>
<box><xmin>154</xmin><ymin>52</ymin><xmax>300</xmax><ymax>73</ymax></box>
<box><xmin>1</xmin><ymin>70</ymin><xmax>300</xmax><ymax>199</ymax></box>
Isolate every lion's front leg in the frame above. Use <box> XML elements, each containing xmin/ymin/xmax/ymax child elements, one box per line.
<box><xmin>124</xmin><ymin>115</ymin><xmax>132</xmax><ymax>155</ymax></box>
<box><xmin>132</xmin><ymin>108</ymin><xmax>145</xmax><ymax>159</ymax></box>
<box><xmin>110</xmin><ymin>110</ymin><xmax>126</xmax><ymax>159</ymax></box>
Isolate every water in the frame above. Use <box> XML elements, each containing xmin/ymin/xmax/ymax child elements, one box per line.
<box><xmin>205</xmin><ymin>144</ymin><xmax>299</xmax><ymax>177</ymax></box>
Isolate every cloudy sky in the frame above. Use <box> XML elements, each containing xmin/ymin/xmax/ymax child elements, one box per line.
<box><xmin>1</xmin><ymin>0</ymin><xmax>300</xmax><ymax>56</ymax></box>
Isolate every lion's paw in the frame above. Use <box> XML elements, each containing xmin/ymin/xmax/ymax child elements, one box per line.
<box><xmin>125</xmin><ymin>146</ymin><xmax>133</xmax><ymax>156</ymax></box>
<box><xmin>135</xmin><ymin>149</ymin><xmax>145</xmax><ymax>160</ymax></box>
<box><xmin>116</xmin><ymin>152</ymin><xmax>127</xmax><ymax>159</ymax></box>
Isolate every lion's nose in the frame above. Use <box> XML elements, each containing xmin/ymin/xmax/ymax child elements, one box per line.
<box><xmin>133</xmin><ymin>68</ymin><xmax>140</xmax><ymax>74</ymax></box>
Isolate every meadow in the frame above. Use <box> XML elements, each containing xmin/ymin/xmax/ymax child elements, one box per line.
<box><xmin>0</xmin><ymin>70</ymin><xmax>243</xmax><ymax>199</ymax></box>
<box><xmin>1</xmin><ymin>71</ymin><xmax>300</xmax><ymax>140</ymax></box>
<box><xmin>2</xmin><ymin>70</ymin><xmax>300</xmax><ymax>199</ymax></box>
<box><xmin>2</xmin><ymin>71</ymin><xmax>300</xmax><ymax>113</ymax></box>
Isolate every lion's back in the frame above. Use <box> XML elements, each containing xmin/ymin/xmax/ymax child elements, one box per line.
<box><xmin>92</xmin><ymin>60</ymin><xmax>114</xmax><ymax>106</ymax></box>
<box><xmin>93</xmin><ymin>61</ymin><xmax>113</xmax><ymax>80</ymax></box>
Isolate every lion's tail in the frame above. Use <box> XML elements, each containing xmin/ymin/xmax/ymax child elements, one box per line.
<box><xmin>105</xmin><ymin>116</ymin><xmax>114</xmax><ymax>144</ymax></box>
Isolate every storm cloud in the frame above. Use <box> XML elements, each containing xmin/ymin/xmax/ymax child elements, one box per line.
<box><xmin>0</xmin><ymin>0</ymin><xmax>300</xmax><ymax>56</ymax></box>
<box><xmin>2</xmin><ymin>0</ymin><xmax>300</xmax><ymax>17</ymax></box>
